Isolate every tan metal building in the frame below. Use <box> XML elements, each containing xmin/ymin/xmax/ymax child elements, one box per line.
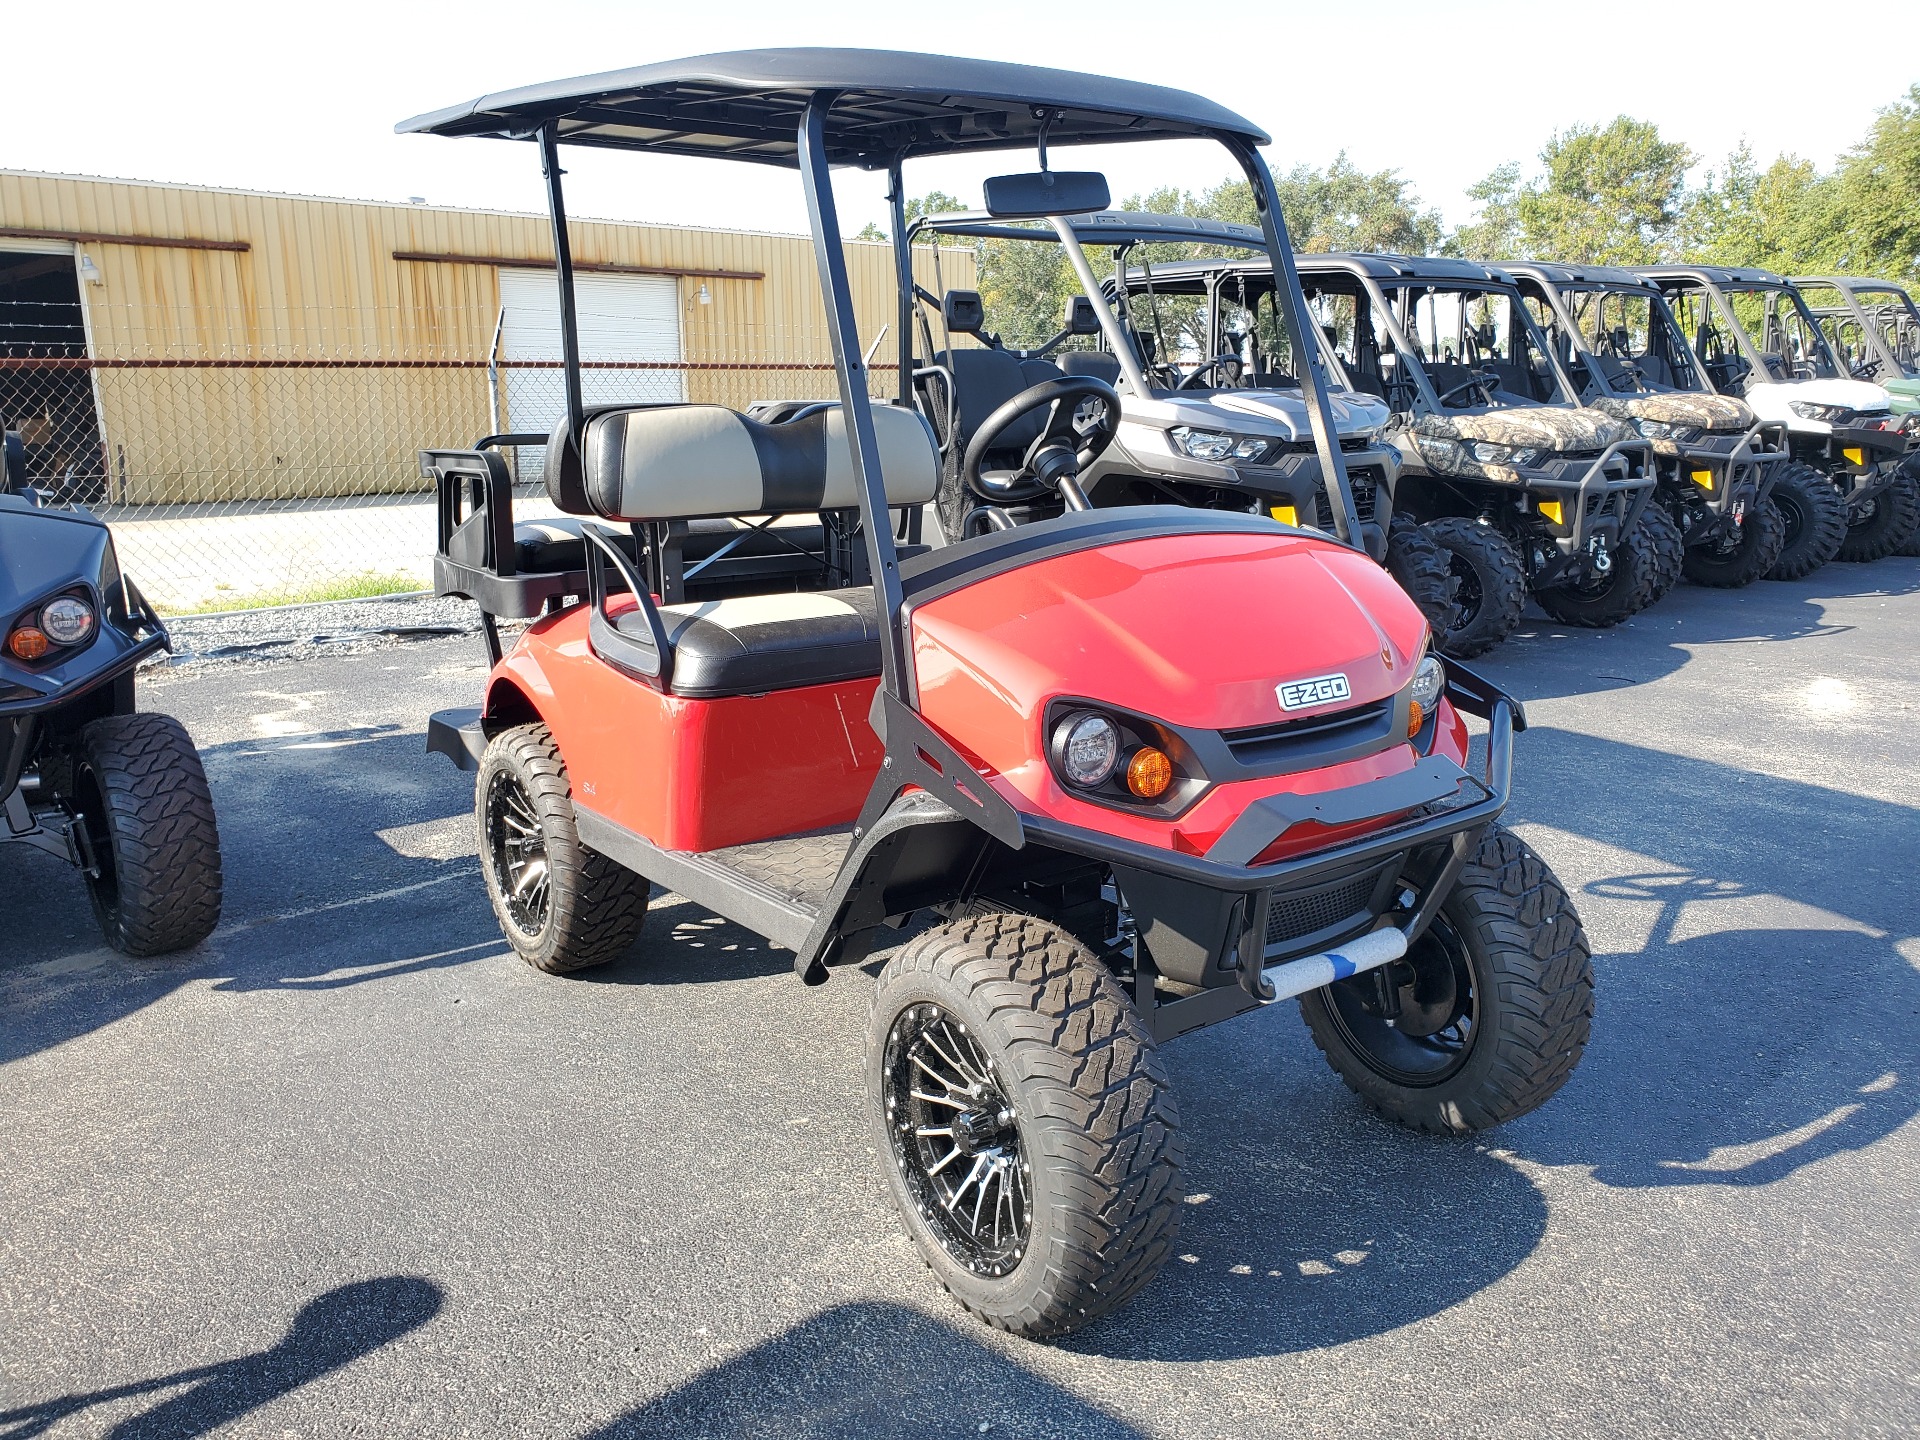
<box><xmin>0</xmin><ymin>170</ymin><xmax>973</xmax><ymax>506</ymax></box>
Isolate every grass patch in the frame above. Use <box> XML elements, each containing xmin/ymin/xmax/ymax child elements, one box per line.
<box><xmin>167</xmin><ymin>571</ymin><xmax>426</xmax><ymax>615</ymax></box>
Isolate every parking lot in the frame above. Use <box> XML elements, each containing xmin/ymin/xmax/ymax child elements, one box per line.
<box><xmin>3</xmin><ymin>561</ymin><xmax>1918</xmax><ymax>1438</ymax></box>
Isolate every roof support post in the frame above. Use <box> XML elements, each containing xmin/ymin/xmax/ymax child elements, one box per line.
<box><xmin>1223</xmin><ymin>135</ymin><xmax>1365</xmax><ymax>555</ymax></box>
<box><xmin>798</xmin><ymin>92</ymin><xmax>907</xmax><ymax>701</ymax></box>
<box><xmin>538</xmin><ymin>121</ymin><xmax>586</xmax><ymax>434</ymax></box>
<box><xmin>888</xmin><ymin>158</ymin><xmax>914</xmax><ymax>404</ymax></box>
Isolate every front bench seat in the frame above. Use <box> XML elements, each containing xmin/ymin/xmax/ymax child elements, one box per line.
<box><xmin>575</xmin><ymin>401</ymin><xmax>938</xmax><ymax>697</ymax></box>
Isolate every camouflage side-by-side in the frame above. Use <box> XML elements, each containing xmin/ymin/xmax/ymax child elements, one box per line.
<box><xmin>1389</xmin><ymin>406</ymin><xmax>1633</xmax><ymax>485</ymax></box>
<box><xmin>1589</xmin><ymin>391</ymin><xmax>1754</xmax><ymax>458</ymax></box>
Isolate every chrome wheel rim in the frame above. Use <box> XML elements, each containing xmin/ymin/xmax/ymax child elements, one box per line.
<box><xmin>883</xmin><ymin>1002</ymin><xmax>1030</xmax><ymax>1275</ymax></box>
<box><xmin>485</xmin><ymin>771</ymin><xmax>550</xmax><ymax>937</ymax></box>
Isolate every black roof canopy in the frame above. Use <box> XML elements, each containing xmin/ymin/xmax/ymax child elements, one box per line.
<box><xmin>1503</xmin><ymin>261</ymin><xmax>1658</xmax><ymax>291</ymax></box>
<box><xmin>1633</xmin><ymin>264</ymin><xmax>1792</xmax><ymax>288</ymax></box>
<box><xmin>397</xmin><ymin>48</ymin><xmax>1269</xmax><ymax>169</ymax></box>
<box><xmin>911</xmin><ymin>210</ymin><xmax>1267</xmax><ymax>247</ymax></box>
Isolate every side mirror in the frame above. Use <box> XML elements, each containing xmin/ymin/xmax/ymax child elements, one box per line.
<box><xmin>1064</xmin><ymin>295</ymin><xmax>1101</xmax><ymax>336</ymax></box>
<box><xmin>982</xmin><ymin>170</ymin><xmax>1110</xmax><ymax>220</ymax></box>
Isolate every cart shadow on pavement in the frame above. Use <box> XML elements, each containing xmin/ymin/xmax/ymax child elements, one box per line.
<box><xmin>1491</xmin><ymin>557</ymin><xmax>1920</xmax><ymax>702</ymax></box>
<box><xmin>0</xmin><ymin>1276</ymin><xmax>441</xmax><ymax>1440</ymax></box>
<box><xmin>577</xmin><ymin>1301</ymin><xmax>1145</xmax><ymax>1440</ymax></box>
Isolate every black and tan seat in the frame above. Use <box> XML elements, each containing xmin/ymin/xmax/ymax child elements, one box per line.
<box><xmin>572</xmin><ymin>401</ymin><xmax>939</xmax><ymax>697</ymax></box>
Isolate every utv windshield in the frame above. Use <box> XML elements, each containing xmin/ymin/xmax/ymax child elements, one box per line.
<box><xmin>1112</xmin><ymin>262</ymin><xmax>1313</xmax><ymax>389</ymax></box>
<box><xmin>1718</xmin><ymin>284</ymin><xmax>1842</xmax><ymax>380</ymax></box>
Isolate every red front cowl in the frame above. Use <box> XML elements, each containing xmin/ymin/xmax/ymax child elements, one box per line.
<box><xmin>911</xmin><ymin>529</ymin><xmax>1449</xmax><ymax>857</ymax></box>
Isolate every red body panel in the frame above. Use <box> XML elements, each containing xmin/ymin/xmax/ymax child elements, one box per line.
<box><xmin>487</xmin><ymin>603</ymin><xmax>882</xmax><ymax>852</ymax></box>
<box><xmin>482</xmin><ymin>528</ymin><xmax>1456</xmax><ymax>860</ymax></box>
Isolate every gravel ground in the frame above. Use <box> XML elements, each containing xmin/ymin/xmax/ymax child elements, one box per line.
<box><xmin>5</xmin><ymin>560</ymin><xmax>1918</xmax><ymax>1438</ymax></box>
<box><xmin>157</xmin><ymin>593</ymin><xmax>491</xmax><ymax>669</ymax></box>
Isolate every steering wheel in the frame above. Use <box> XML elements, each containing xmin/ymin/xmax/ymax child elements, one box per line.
<box><xmin>1436</xmin><ymin>369</ymin><xmax>1501</xmax><ymax>408</ymax></box>
<box><xmin>1177</xmin><ymin>355</ymin><xmax>1242</xmax><ymax>390</ymax></box>
<box><xmin>962</xmin><ymin>375</ymin><xmax>1121</xmax><ymax>504</ymax></box>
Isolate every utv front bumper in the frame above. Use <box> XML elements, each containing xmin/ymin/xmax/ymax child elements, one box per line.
<box><xmin>1663</xmin><ymin>422</ymin><xmax>1788</xmax><ymax>542</ymax></box>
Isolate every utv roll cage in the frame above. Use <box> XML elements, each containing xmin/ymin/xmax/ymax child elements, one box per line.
<box><xmin>1793</xmin><ymin>275</ymin><xmax>1920</xmax><ymax>382</ymax></box>
<box><xmin>1632</xmin><ymin>265</ymin><xmax>1847</xmax><ymax>387</ymax></box>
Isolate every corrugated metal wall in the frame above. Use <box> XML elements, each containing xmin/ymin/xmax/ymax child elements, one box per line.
<box><xmin>0</xmin><ymin>171</ymin><xmax>974</xmax><ymax>504</ymax></box>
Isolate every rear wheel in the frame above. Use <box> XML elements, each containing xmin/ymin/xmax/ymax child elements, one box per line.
<box><xmin>73</xmin><ymin>713</ymin><xmax>223</xmax><ymax>957</ymax></box>
<box><xmin>1834</xmin><ymin>465</ymin><xmax>1920</xmax><ymax>563</ymax></box>
<box><xmin>476</xmin><ymin>723</ymin><xmax>648</xmax><ymax>973</ymax></box>
<box><xmin>1897</xmin><ymin>455</ymin><xmax>1920</xmax><ymax>557</ymax></box>
<box><xmin>1764</xmin><ymin>462</ymin><xmax>1848</xmax><ymax>580</ymax></box>
<box><xmin>1385</xmin><ymin>519</ymin><xmax>1459</xmax><ymax>634</ymax></box>
<box><xmin>1426</xmin><ymin>517</ymin><xmax>1526</xmax><ymax>659</ymax></box>
<box><xmin>1681</xmin><ymin>496</ymin><xmax>1786</xmax><ymax>588</ymax></box>
<box><xmin>1299</xmin><ymin>826</ymin><xmax>1592</xmax><ymax>1133</ymax></box>
<box><xmin>1532</xmin><ymin>514</ymin><xmax>1666</xmax><ymax>628</ymax></box>
<box><xmin>868</xmin><ymin>910</ymin><xmax>1182</xmax><ymax>1338</ymax></box>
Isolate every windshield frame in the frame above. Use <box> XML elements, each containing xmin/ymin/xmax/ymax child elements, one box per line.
<box><xmin>1524</xmin><ymin>276</ymin><xmax>1710</xmax><ymax>398</ymax></box>
<box><xmin>1356</xmin><ymin>271</ymin><xmax>1585</xmax><ymax>414</ymax></box>
<box><xmin>1706</xmin><ymin>280</ymin><xmax>1845</xmax><ymax>381</ymax></box>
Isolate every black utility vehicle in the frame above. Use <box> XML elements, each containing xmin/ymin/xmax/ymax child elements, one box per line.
<box><xmin>1292</xmin><ymin>254</ymin><xmax>1666</xmax><ymax>656</ymax></box>
<box><xmin>1</xmin><ymin>417</ymin><xmax>221</xmax><ymax>955</ymax></box>
<box><xmin>1508</xmin><ymin>263</ymin><xmax>1791</xmax><ymax>588</ymax></box>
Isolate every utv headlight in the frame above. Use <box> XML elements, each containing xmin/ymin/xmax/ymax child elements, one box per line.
<box><xmin>1406</xmin><ymin>654</ymin><xmax>1446</xmax><ymax>738</ymax></box>
<box><xmin>1789</xmin><ymin>401</ymin><xmax>1852</xmax><ymax>424</ymax></box>
<box><xmin>39</xmin><ymin>596</ymin><xmax>95</xmax><ymax>646</ymax></box>
<box><xmin>1633</xmin><ymin>417</ymin><xmax>1704</xmax><ymax>443</ymax></box>
<box><xmin>1467</xmin><ymin>440</ymin><xmax>1544</xmax><ymax>467</ymax></box>
<box><xmin>1053</xmin><ymin>712</ymin><xmax>1120</xmax><ymax>788</ymax></box>
<box><xmin>1170</xmin><ymin>426</ymin><xmax>1275</xmax><ymax>464</ymax></box>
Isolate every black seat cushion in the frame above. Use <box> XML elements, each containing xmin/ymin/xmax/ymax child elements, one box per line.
<box><xmin>615</xmin><ymin>586</ymin><xmax>881</xmax><ymax>698</ymax></box>
<box><xmin>1059</xmin><ymin>350</ymin><xmax>1122</xmax><ymax>385</ymax></box>
<box><xmin>512</xmin><ymin>516</ymin><xmax>827</xmax><ymax>574</ymax></box>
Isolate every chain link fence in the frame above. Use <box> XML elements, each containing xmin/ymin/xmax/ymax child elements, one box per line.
<box><xmin>0</xmin><ymin>296</ymin><xmax>883</xmax><ymax>614</ymax></box>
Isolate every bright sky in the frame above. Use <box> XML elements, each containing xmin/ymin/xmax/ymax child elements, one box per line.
<box><xmin>10</xmin><ymin>0</ymin><xmax>1916</xmax><ymax>238</ymax></box>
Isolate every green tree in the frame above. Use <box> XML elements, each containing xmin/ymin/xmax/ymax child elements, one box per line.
<box><xmin>1518</xmin><ymin>118</ymin><xmax>1693</xmax><ymax>263</ymax></box>
<box><xmin>1448</xmin><ymin>162</ymin><xmax>1522</xmax><ymax>260</ymax></box>
<box><xmin>1683</xmin><ymin>143</ymin><xmax>1838</xmax><ymax>273</ymax></box>
<box><xmin>1830</xmin><ymin>84</ymin><xmax>1920</xmax><ymax>284</ymax></box>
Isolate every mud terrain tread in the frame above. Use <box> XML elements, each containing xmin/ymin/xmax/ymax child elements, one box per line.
<box><xmin>1835</xmin><ymin>465</ymin><xmax>1920</xmax><ymax>563</ymax></box>
<box><xmin>870</xmin><ymin>911</ymin><xmax>1183</xmax><ymax>1338</ymax></box>
<box><xmin>1386</xmin><ymin>519</ymin><xmax>1460</xmax><ymax>634</ymax></box>
<box><xmin>1765</xmin><ymin>461</ymin><xmax>1848</xmax><ymax>580</ymax></box>
<box><xmin>1898</xmin><ymin>456</ymin><xmax>1920</xmax><ymax>557</ymax></box>
<box><xmin>77</xmin><ymin>712</ymin><xmax>223</xmax><ymax>957</ymax></box>
<box><xmin>1680</xmin><ymin>496</ymin><xmax>1786</xmax><ymax>588</ymax></box>
<box><xmin>1427</xmin><ymin>516</ymin><xmax>1527</xmax><ymax>659</ymax></box>
<box><xmin>1637</xmin><ymin>501</ymin><xmax>1687</xmax><ymax>601</ymax></box>
<box><xmin>1302</xmin><ymin>826</ymin><xmax>1593</xmax><ymax>1135</ymax></box>
<box><xmin>480</xmin><ymin>723</ymin><xmax>647</xmax><ymax>973</ymax></box>
<box><xmin>1532</xmin><ymin>513</ymin><xmax>1665</xmax><ymax>629</ymax></box>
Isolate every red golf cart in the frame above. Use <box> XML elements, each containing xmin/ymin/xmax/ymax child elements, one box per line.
<box><xmin>408</xmin><ymin>50</ymin><xmax>1592</xmax><ymax>1339</ymax></box>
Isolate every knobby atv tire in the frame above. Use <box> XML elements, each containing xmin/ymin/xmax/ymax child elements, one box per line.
<box><xmin>476</xmin><ymin>723</ymin><xmax>648</xmax><ymax>973</ymax></box>
<box><xmin>1680</xmin><ymin>496</ymin><xmax>1786</xmax><ymax>588</ymax></box>
<box><xmin>1834</xmin><ymin>464</ymin><xmax>1920</xmax><ymax>563</ymax></box>
<box><xmin>867</xmin><ymin>911</ymin><xmax>1183</xmax><ymax>1339</ymax></box>
<box><xmin>1385</xmin><ymin>519</ymin><xmax>1460</xmax><ymax>634</ymax></box>
<box><xmin>1426</xmin><ymin>517</ymin><xmax>1526</xmax><ymax>659</ymax></box>
<box><xmin>1636</xmin><ymin>500</ymin><xmax>1687</xmax><ymax>602</ymax></box>
<box><xmin>1532</xmin><ymin>511</ymin><xmax>1668</xmax><ymax>628</ymax></box>
<box><xmin>1897</xmin><ymin>455</ymin><xmax>1920</xmax><ymax>557</ymax></box>
<box><xmin>75</xmin><ymin>712</ymin><xmax>222</xmax><ymax>957</ymax></box>
<box><xmin>1764</xmin><ymin>461</ymin><xmax>1848</xmax><ymax>580</ymax></box>
<box><xmin>1299</xmin><ymin>826</ymin><xmax>1593</xmax><ymax>1134</ymax></box>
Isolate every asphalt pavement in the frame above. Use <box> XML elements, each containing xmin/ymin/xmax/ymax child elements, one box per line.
<box><xmin>3</xmin><ymin>560</ymin><xmax>1918</xmax><ymax>1438</ymax></box>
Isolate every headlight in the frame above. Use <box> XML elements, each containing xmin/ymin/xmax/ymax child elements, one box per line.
<box><xmin>1407</xmin><ymin>654</ymin><xmax>1445</xmax><ymax>738</ymax></box>
<box><xmin>1466</xmin><ymin>440</ymin><xmax>1544</xmax><ymax>467</ymax></box>
<box><xmin>1633</xmin><ymin>418</ymin><xmax>1703</xmax><ymax>443</ymax></box>
<box><xmin>1169</xmin><ymin>426</ymin><xmax>1275</xmax><ymax>464</ymax></box>
<box><xmin>1789</xmin><ymin>401</ymin><xmax>1852</xmax><ymax>423</ymax></box>
<box><xmin>1053</xmin><ymin>712</ymin><xmax>1119</xmax><ymax>788</ymax></box>
<box><xmin>40</xmin><ymin>596</ymin><xmax>95</xmax><ymax>646</ymax></box>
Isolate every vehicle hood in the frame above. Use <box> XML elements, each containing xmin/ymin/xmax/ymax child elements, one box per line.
<box><xmin>1744</xmin><ymin>377</ymin><xmax>1892</xmax><ymax>426</ymax></box>
<box><xmin>1390</xmin><ymin>404</ymin><xmax>1631</xmax><ymax>484</ymax></box>
<box><xmin>1590</xmin><ymin>390</ymin><xmax>1753</xmax><ymax>433</ymax></box>
<box><xmin>0</xmin><ymin>498</ymin><xmax>117</xmax><ymax>621</ymax></box>
<box><xmin>1880</xmin><ymin>375</ymin><xmax>1920</xmax><ymax>410</ymax></box>
<box><xmin>910</xmin><ymin>523</ymin><xmax>1427</xmax><ymax>749</ymax></box>
<box><xmin>1131</xmin><ymin>387</ymin><xmax>1388</xmax><ymax>440</ymax></box>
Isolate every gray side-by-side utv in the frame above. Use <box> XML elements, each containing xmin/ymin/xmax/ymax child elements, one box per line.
<box><xmin>902</xmin><ymin>210</ymin><xmax>1455</xmax><ymax>630</ymax></box>
<box><xmin>1507</xmin><ymin>262</ymin><xmax>1793</xmax><ymax>588</ymax></box>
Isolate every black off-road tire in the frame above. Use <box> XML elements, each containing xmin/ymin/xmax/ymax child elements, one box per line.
<box><xmin>1636</xmin><ymin>500</ymin><xmax>1687</xmax><ymax>602</ymax></box>
<box><xmin>74</xmin><ymin>713</ymin><xmax>223</xmax><ymax>957</ymax></box>
<box><xmin>867</xmin><ymin>910</ymin><xmax>1183</xmax><ymax>1339</ymax></box>
<box><xmin>1385</xmin><ymin>519</ymin><xmax>1460</xmax><ymax>634</ymax></box>
<box><xmin>1532</xmin><ymin>513</ymin><xmax>1666</xmax><ymax>628</ymax></box>
<box><xmin>1895</xmin><ymin>455</ymin><xmax>1920</xmax><ymax>556</ymax></box>
<box><xmin>1299</xmin><ymin>826</ymin><xmax>1592</xmax><ymax>1134</ymax></box>
<box><xmin>1681</xmin><ymin>496</ymin><xmax>1787</xmax><ymax>588</ymax></box>
<box><xmin>476</xmin><ymin>723</ymin><xmax>648</xmax><ymax>974</ymax></box>
<box><xmin>1426</xmin><ymin>517</ymin><xmax>1526</xmax><ymax>659</ymax></box>
<box><xmin>1764</xmin><ymin>461</ymin><xmax>1848</xmax><ymax>580</ymax></box>
<box><xmin>1834</xmin><ymin>465</ymin><xmax>1920</xmax><ymax>563</ymax></box>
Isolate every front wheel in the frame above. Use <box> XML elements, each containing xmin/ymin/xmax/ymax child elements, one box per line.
<box><xmin>868</xmin><ymin>911</ymin><xmax>1183</xmax><ymax>1338</ymax></box>
<box><xmin>1385</xmin><ymin>519</ymin><xmax>1460</xmax><ymax>635</ymax></box>
<box><xmin>1681</xmin><ymin>496</ymin><xmax>1786</xmax><ymax>588</ymax></box>
<box><xmin>1532</xmin><ymin>514</ymin><xmax>1667</xmax><ymax>628</ymax></box>
<box><xmin>1299</xmin><ymin>826</ymin><xmax>1593</xmax><ymax>1133</ymax></box>
<box><xmin>1834</xmin><ymin>465</ymin><xmax>1920</xmax><ymax>563</ymax></box>
<box><xmin>74</xmin><ymin>713</ymin><xmax>223</xmax><ymax>956</ymax></box>
<box><xmin>1764</xmin><ymin>461</ymin><xmax>1848</xmax><ymax>580</ymax></box>
<box><xmin>475</xmin><ymin>723</ymin><xmax>648</xmax><ymax>973</ymax></box>
<box><xmin>1426</xmin><ymin>516</ymin><xmax>1526</xmax><ymax>659</ymax></box>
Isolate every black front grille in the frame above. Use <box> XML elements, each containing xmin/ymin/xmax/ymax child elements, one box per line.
<box><xmin>1267</xmin><ymin>865</ymin><xmax>1387</xmax><ymax>949</ymax></box>
<box><xmin>1223</xmin><ymin>698</ymin><xmax>1392</xmax><ymax>769</ymax></box>
<box><xmin>1313</xmin><ymin>474</ymin><xmax>1377</xmax><ymax>527</ymax></box>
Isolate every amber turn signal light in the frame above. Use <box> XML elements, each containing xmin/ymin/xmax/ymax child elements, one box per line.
<box><xmin>8</xmin><ymin>627</ymin><xmax>50</xmax><ymax>660</ymax></box>
<box><xmin>1126</xmin><ymin>746</ymin><xmax>1173</xmax><ymax>800</ymax></box>
<box><xmin>1407</xmin><ymin>700</ymin><xmax>1425</xmax><ymax>738</ymax></box>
